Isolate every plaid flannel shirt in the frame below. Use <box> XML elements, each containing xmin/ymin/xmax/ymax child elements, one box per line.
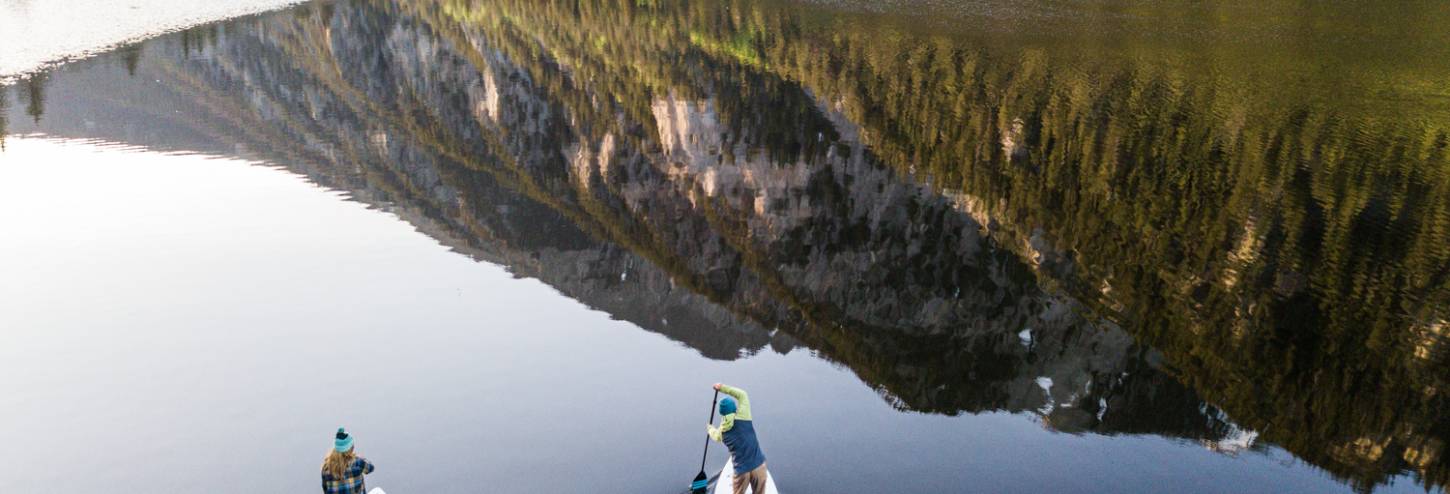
<box><xmin>321</xmin><ymin>457</ymin><xmax>375</xmax><ymax>494</ymax></box>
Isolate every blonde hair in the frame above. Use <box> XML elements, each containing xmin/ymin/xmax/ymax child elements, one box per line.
<box><xmin>322</xmin><ymin>447</ymin><xmax>357</xmax><ymax>479</ymax></box>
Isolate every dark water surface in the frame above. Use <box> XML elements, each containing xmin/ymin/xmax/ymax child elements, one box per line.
<box><xmin>2</xmin><ymin>1</ymin><xmax>1448</xmax><ymax>492</ymax></box>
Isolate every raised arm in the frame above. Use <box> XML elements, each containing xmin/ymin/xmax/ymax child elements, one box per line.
<box><xmin>716</xmin><ymin>384</ymin><xmax>752</xmax><ymax>420</ymax></box>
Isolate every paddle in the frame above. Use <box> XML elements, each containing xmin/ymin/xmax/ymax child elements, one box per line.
<box><xmin>691</xmin><ymin>389</ymin><xmax>721</xmax><ymax>493</ymax></box>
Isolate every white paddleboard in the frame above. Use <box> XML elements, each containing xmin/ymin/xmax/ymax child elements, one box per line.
<box><xmin>713</xmin><ymin>457</ymin><xmax>779</xmax><ymax>494</ymax></box>
<box><xmin>368</xmin><ymin>489</ymin><xmax>385</xmax><ymax>494</ymax></box>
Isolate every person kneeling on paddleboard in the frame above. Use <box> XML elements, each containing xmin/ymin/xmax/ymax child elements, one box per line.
<box><xmin>321</xmin><ymin>428</ymin><xmax>376</xmax><ymax>494</ymax></box>
<box><xmin>707</xmin><ymin>383</ymin><xmax>770</xmax><ymax>494</ymax></box>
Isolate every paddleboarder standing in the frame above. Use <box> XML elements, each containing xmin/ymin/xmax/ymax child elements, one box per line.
<box><xmin>707</xmin><ymin>383</ymin><xmax>770</xmax><ymax>494</ymax></box>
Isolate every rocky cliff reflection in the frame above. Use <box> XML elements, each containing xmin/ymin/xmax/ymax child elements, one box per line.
<box><xmin>6</xmin><ymin>0</ymin><xmax>1447</xmax><ymax>491</ymax></box>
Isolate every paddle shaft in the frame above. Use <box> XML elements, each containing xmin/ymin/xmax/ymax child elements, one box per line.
<box><xmin>700</xmin><ymin>389</ymin><xmax>720</xmax><ymax>473</ymax></box>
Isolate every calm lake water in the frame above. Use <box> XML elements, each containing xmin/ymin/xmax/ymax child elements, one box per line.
<box><xmin>2</xmin><ymin>1</ymin><xmax>1448</xmax><ymax>493</ymax></box>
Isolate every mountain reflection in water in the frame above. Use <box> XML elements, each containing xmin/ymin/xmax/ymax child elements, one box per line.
<box><xmin>5</xmin><ymin>0</ymin><xmax>1448</xmax><ymax>491</ymax></box>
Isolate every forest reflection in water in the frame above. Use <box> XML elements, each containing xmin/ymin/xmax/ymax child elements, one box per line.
<box><xmin>4</xmin><ymin>0</ymin><xmax>1448</xmax><ymax>491</ymax></box>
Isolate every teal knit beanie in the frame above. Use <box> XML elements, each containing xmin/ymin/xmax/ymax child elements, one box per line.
<box><xmin>719</xmin><ymin>397</ymin><xmax>737</xmax><ymax>416</ymax></box>
<box><xmin>334</xmin><ymin>428</ymin><xmax>354</xmax><ymax>452</ymax></box>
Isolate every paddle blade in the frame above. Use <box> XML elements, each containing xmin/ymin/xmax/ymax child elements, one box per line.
<box><xmin>690</xmin><ymin>470</ymin><xmax>709</xmax><ymax>493</ymax></box>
